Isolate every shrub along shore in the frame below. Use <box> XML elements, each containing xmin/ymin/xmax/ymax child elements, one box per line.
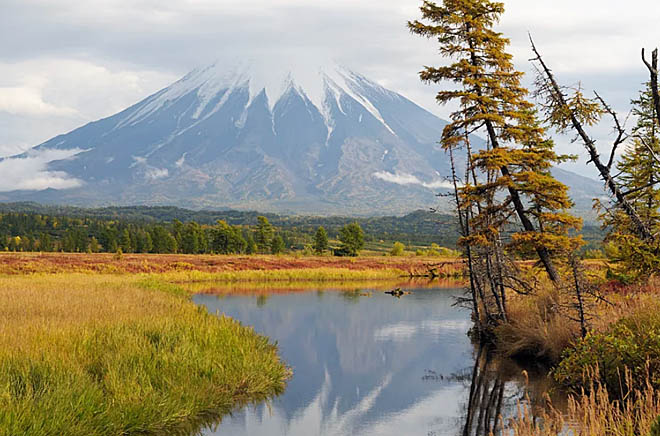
<box><xmin>0</xmin><ymin>273</ymin><xmax>291</xmax><ymax>436</ymax></box>
<box><xmin>489</xmin><ymin>271</ymin><xmax>660</xmax><ymax>436</ymax></box>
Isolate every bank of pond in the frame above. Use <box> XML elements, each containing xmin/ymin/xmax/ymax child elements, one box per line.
<box><xmin>1</xmin><ymin>273</ymin><xmax>659</xmax><ymax>435</ymax></box>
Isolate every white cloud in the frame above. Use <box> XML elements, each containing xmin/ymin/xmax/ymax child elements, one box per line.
<box><xmin>130</xmin><ymin>155</ymin><xmax>169</xmax><ymax>180</ymax></box>
<box><xmin>373</xmin><ymin>171</ymin><xmax>454</xmax><ymax>190</ymax></box>
<box><xmin>0</xmin><ymin>58</ymin><xmax>176</xmax><ymax>154</ymax></box>
<box><xmin>0</xmin><ymin>86</ymin><xmax>78</xmax><ymax>117</ymax></box>
<box><xmin>0</xmin><ymin>148</ymin><xmax>84</xmax><ymax>192</ymax></box>
<box><xmin>175</xmin><ymin>153</ymin><xmax>186</xmax><ymax>167</ymax></box>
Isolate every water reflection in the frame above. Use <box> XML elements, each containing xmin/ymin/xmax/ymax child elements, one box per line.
<box><xmin>192</xmin><ymin>285</ymin><xmax>552</xmax><ymax>436</ymax></box>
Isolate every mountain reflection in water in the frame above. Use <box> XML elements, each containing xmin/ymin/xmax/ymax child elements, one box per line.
<box><xmin>192</xmin><ymin>286</ymin><xmax>550</xmax><ymax>436</ymax></box>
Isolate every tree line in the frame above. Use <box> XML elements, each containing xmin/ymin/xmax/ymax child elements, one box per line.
<box><xmin>0</xmin><ymin>212</ymin><xmax>366</xmax><ymax>256</ymax></box>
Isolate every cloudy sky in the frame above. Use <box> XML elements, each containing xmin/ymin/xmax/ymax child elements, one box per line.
<box><xmin>1</xmin><ymin>0</ymin><xmax>658</xmax><ymax>178</ymax></box>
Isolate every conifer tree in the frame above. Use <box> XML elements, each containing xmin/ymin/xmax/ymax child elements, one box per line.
<box><xmin>270</xmin><ymin>234</ymin><xmax>285</xmax><ymax>254</ymax></box>
<box><xmin>313</xmin><ymin>226</ymin><xmax>329</xmax><ymax>254</ymax></box>
<box><xmin>245</xmin><ymin>234</ymin><xmax>257</xmax><ymax>255</ymax></box>
<box><xmin>255</xmin><ymin>216</ymin><xmax>274</xmax><ymax>253</ymax></box>
<box><xmin>120</xmin><ymin>229</ymin><xmax>133</xmax><ymax>253</ymax></box>
<box><xmin>531</xmin><ymin>40</ymin><xmax>656</xmax><ymax>244</ymax></box>
<box><xmin>338</xmin><ymin>222</ymin><xmax>364</xmax><ymax>257</ymax></box>
<box><xmin>39</xmin><ymin>232</ymin><xmax>53</xmax><ymax>252</ymax></box>
<box><xmin>409</xmin><ymin>0</ymin><xmax>581</xmax><ymax>287</ymax></box>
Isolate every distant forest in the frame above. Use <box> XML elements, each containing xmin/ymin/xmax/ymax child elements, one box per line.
<box><xmin>0</xmin><ymin>203</ymin><xmax>604</xmax><ymax>254</ymax></box>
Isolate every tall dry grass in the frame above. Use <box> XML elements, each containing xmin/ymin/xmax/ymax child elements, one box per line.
<box><xmin>159</xmin><ymin>267</ymin><xmax>406</xmax><ymax>283</ymax></box>
<box><xmin>505</xmin><ymin>369</ymin><xmax>660</xmax><ymax>436</ymax></box>
<box><xmin>0</xmin><ymin>273</ymin><xmax>290</xmax><ymax>436</ymax></box>
<box><xmin>494</xmin><ymin>273</ymin><xmax>660</xmax><ymax>364</ymax></box>
<box><xmin>495</xmin><ymin>286</ymin><xmax>579</xmax><ymax>363</ymax></box>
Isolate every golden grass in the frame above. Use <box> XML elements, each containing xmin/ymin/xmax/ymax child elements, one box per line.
<box><xmin>0</xmin><ymin>252</ymin><xmax>452</xmax><ymax>276</ymax></box>
<box><xmin>0</xmin><ymin>273</ymin><xmax>290</xmax><ymax>435</ymax></box>
<box><xmin>506</xmin><ymin>370</ymin><xmax>660</xmax><ymax>436</ymax></box>
<box><xmin>494</xmin><ymin>272</ymin><xmax>660</xmax><ymax>364</ymax></box>
<box><xmin>158</xmin><ymin>267</ymin><xmax>406</xmax><ymax>283</ymax></box>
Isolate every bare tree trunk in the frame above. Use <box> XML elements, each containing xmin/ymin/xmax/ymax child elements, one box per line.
<box><xmin>449</xmin><ymin>144</ymin><xmax>481</xmax><ymax>327</ymax></box>
<box><xmin>570</xmin><ymin>256</ymin><xmax>588</xmax><ymax>338</ymax></box>
<box><xmin>643</xmin><ymin>48</ymin><xmax>660</xmax><ymax>128</ymax></box>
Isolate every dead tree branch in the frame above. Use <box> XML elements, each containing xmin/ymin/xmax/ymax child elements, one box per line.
<box><xmin>594</xmin><ymin>91</ymin><xmax>628</xmax><ymax>171</ymax></box>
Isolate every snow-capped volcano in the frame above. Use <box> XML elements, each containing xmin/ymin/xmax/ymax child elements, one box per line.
<box><xmin>119</xmin><ymin>60</ymin><xmax>398</xmax><ymax>138</ymax></box>
<box><xmin>0</xmin><ymin>60</ymin><xmax>602</xmax><ymax>215</ymax></box>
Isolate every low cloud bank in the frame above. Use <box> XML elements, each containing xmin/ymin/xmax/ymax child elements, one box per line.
<box><xmin>373</xmin><ymin>171</ymin><xmax>454</xmax><ymax>190</ymax></box>
<box><xmin>0</xmin><ymin>148</ymin><xmax>84</xmax><ymax>192</ymax></box>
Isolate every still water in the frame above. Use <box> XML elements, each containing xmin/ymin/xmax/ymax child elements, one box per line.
<box><xmin>193</xmin><ymin>285</ymin><xmax>548</xmax><ymax>436</ymax></box>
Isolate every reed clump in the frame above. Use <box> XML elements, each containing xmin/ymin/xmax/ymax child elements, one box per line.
<box><xmin>494</xmin><ymin>284</ymin><xmax>579</xmax><ymax>363</ymax></box>
<box><xmin>505</xmin><ymin>369</ymin><xmax>660</xmax><ymax>436</ymax></box>
<box><xmin>0</xmin><ymin>274</ymin><xmax>290</xmax><ymax>436</ymax></box>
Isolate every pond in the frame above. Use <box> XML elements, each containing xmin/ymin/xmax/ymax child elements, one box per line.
<box><xmin>192</xmin><ymin>283</ymin><xmax>554</xmax><ymax>436</ymax></box>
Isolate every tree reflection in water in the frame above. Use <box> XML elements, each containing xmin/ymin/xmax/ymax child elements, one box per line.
<box><xmin>461</xmin><ymin>345</ymin><xmax>505</xmax><ymax>436</ymax></box>
<box><xmin>455</xmin><ymin>345</ymin><xmax>558</xmax><ymax>436</ymax></box>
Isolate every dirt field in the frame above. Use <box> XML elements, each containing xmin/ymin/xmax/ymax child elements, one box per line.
<box><xmin>0</xmin><ymin>252</ymin><xmax>463</xmax><ymax>275</ymax></box>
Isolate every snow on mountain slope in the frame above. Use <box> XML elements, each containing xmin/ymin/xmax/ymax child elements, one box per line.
<box><xmin>116</xmin><ymin>60</ymin><xmax>397</xmax><ymax>137</ymax></box>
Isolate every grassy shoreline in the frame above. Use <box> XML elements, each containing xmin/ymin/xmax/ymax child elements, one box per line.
<box><xmin>0</xmin><ymin>273</ymin><xmax>291</xmax><ymax>436</ymax></box>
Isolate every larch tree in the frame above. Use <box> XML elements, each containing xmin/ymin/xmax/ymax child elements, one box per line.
<box><xmin>408</xmin><ymin>0</ymin><xmax>582</xmax><ymax>320</ymax></box>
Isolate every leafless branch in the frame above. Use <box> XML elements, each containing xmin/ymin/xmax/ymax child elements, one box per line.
<box><xmin>594</xmin><ymin>91</ymin><xmax>629</xmax><ymax>170</ymax></box>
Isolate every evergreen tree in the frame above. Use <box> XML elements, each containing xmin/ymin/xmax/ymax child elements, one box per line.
<box><xmin>337</xmin><ymin>222</ymin><xmax>365</xmax><ymax>257</ymax></box>
<box><xmin>100</xmin><ymin>226</ymin><xmax>118</xmax><ymax>253</ymax></box>
<box><xmin>172</xmin><ymin>219</ymin><xmax>184</xmax><ymax>247</ymax></box>
<box><xmin>39</xmin><ymin>233</ymin><xmax>53</xmax><ymax>252</ymax></box>
<box><xmin>255</xmin><ymin>216</ymin><xmax>274</xmax><ymax>253</ymax></box>
<box><xmin>89</xmin><ymin>237</ymin><xmax>102</xmax><ymax>253</ymax></box>
<box><xmin>120</xmin><ymin>229</ymin><xmax>133</xmax><ymax>253</ymax></box>
<box><xmin>313</xmin><ymin>226</ymin><xmax>329</xmax><ymax>254</ymax></box>
<box><xmin>211</xmin><ymin>220</ymin><xmax>247</xmax><ymax>254</ymax></box>
<box><xmin>605</xmin><ymin>82</ymin><xmax>660</xmax><ymax>278</ymax></box>
<box><xmin>181</xmin><ymin>221</ymin><xmax>204</xmax><ymax>254</ymax></box>
<box><xmin>270</xmin><ymin>234</ymin><xmax>285</xmax><ymax>254</ymax></box>
<box><xmin>136</xmin><ymin>230</ymin><xmax>153</xmax><ymax>254</ymax></box>
<box><xmin>409</xmin><ymin>0</ymin><xmax>581</xmax><ymax>285</ymax></box>
<box><xmin>245</xmin><ymin>234</ymin><xmax>257</xmax><ymax>255</ymax></box>
<box><xmin>150</xmin><ymin>226</ymin><xmax>177</xmax><ymax>253</ymax></box>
